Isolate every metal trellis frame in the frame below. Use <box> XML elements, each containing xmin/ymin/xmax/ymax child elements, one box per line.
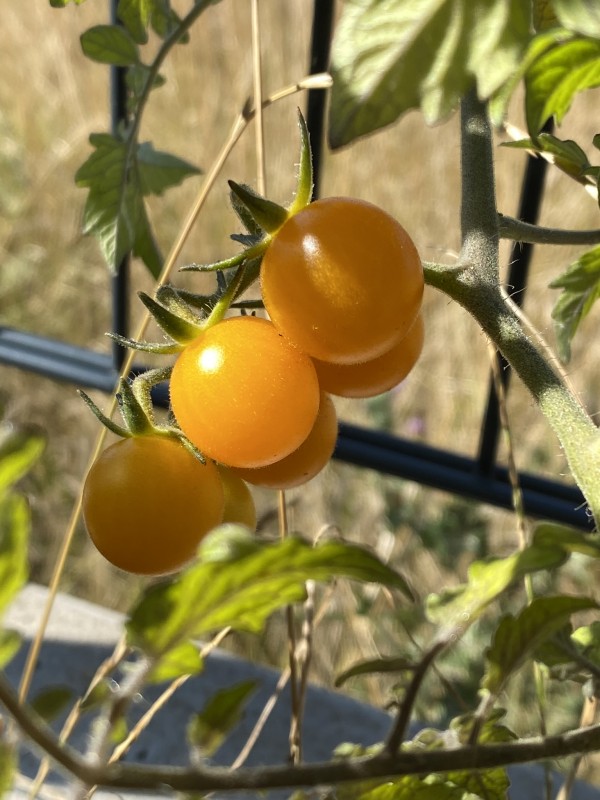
<box><xmin>0</xmin><ymin>0</ymin><xmax>591</xmax><ymax>531</ymax></box>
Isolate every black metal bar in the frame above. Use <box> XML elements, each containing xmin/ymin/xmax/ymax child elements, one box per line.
<box><xmin>477</xmin><ymin>137</ymin><xmax>551</xmax><ymax>474</ymax></box>
<box><xmin>305</xmin><ymin>0</ymin><xmax>335</xmax><ymax>200</ymax></box>
<box><xmin>110</xmin><ymin>0</ymin><xmax>131</xmax><ymax>371</ymax></box>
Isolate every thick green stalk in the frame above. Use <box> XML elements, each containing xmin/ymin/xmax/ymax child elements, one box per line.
<box><xmin>425</xmin><ymin>263</ymin><xmax>600</xmax><ymax>527</ymax></box>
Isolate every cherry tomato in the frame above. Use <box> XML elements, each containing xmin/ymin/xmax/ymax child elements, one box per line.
<box><xmin>233</xmin><ymin>392</ymin><xmax>337</xmax><ymax>489</ymax></box>
<box><xmin>82</xmin><ymin>436</ymin><xmax>224</xmax><ymax>575</ymax></box>
<box><xmin>218</xmin><ymin>465</ymin><xmax>257</xmax><ymax>530</ymax></box>
<box><xmin>313</xmin><ymin>314</ymin><xmax>424</xmax><ymax>398</ymax></box>
<box><xmin>261</xmin><ymin>197</ymin><xmax>423</xmax><ymax>364</ymax></box>
<box><xmin>170</xmin><ymin>316</ymin><xmax>320</xmax><ymax>469</ymax></box>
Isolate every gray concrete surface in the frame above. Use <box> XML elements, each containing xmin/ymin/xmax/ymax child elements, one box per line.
<box><xmin>3</xmin><ymin>584</ymin><xmax>600</xmax><ymax>800</ymax></box>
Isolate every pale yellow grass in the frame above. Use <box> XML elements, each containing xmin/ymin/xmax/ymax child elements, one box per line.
<box><xmin>2</xmin><ymin>0</ymin><xmax>600</xmax><ymax>765</ymax></box>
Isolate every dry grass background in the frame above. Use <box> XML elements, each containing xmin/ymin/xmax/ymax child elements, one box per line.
<box><xmin>2</xmin><ymin>0</ymin><xmax>600</xmax><ymax>764</ymax></box>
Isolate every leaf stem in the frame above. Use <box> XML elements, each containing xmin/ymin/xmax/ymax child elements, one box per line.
<box><xmin>499</xmin><ymin>215</ymin><xmax>600</xmax><ymax>246</ymax></box>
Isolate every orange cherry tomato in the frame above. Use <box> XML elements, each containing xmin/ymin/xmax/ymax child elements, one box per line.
<box><xmin>82</xmin><ymin>436</ymin><xmax>224</xmax><ymax>575</ymax></box>
<box><xmin>313</xmin><ymin>314</ymin><xmax>424</xmax><ymax>398</ymax></box>
<box><xmin>261</xmin><ymin>197</ymin><xmax>423</xmax><ymax>364</ymax></box>
<box><xmin>233</xmin><ymin>392</ymin><xmax>338</xmax><ymax>489</ymax></box>
<box><xmin>170</xmin><ymin>316</ymin><xmax>320</xmax><ymax>468</ymax></box>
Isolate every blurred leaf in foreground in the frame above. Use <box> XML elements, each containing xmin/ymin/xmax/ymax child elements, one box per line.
<box><xmin>127</xmin><ymin>525</ymin><xmax>412</xmax><ymax>659</ymax></box>
<box><xmin>187</xmin><ymin>680</ymin><xmax>257</xmax><ymax>759</ymax></box>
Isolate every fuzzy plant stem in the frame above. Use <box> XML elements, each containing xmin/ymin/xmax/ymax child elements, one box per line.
<box><xmin>423</xmin><ymin>91</ymin><xmax>600</xmax><ymax>528</ymax></box>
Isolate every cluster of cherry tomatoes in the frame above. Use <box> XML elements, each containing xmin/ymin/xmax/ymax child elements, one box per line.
<box><xmin>82</xmin><ymin>192</ymin><xmax>424</xmax><ymax>576</ymax></box>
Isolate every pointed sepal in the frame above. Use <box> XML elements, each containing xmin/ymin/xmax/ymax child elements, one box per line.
<box><xmin>138</xmin><ymin>292</ymin><xmax>203</xmax><ymax>343</ymax></box>
<box><xmin>227</xmin><ymin>181</ymin><xmax>288</xmax><ymax>235</ymax></box>
<box><xmin>78</xmin><ymin>391</ymin><xmax>131</xmax><ymax>439</ymax></box>
<box><xmin>289</xmin><ymin>109</ymin><xmax>314</xmax><ymax>215</ymax></box>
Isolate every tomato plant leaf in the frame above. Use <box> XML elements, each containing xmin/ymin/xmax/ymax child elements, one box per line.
<box><xmin>483</xmin><ymin>595</ymin><xmax>598</xmax><ymax>696</ymax></box>
<box><xmin>80</xmin><ymin>25</ymin><xmax>140</xmax><ymax>66</ymax></box>
<box><xmin>126</xmin><ymin>526</ymin><xmax>412</xmax><ymax>658</ymax></box>
<box><xmin>30</xmin><ymin>686</ymin><xmax>74</xmax><ymax>723</ymax></box>
<box><xmin>0</xmin><ymin>424</ymin><xmax>44</xmax><ymax>497</ymax></box>
<box><xmin>328</xmin><ymin>0</ymin><xmax>531</xmax><ymax>148</ymax></box>
<box><xmin>137</xmin><ymin>142</ymin><xmax>201</xmax><ymax>196</ymax></box>
<box><xmin>426</xmin><ymin>541</ymin><xmax>567</xmax><ymax>633</ymax></box>
<box><xmin>187</xmin><ymin>679</ymin><xmax>257</xmax><ymax>758</ymax></box>
<box><xmin>117</xmin><ymin>0</ymin><xmax>151</xmax><ymax>45</ymax></box>
<box><xmin>0</xmin><ymin>742</ymin><xmax>16</xmax><ymax>796</ymax></box>
<box><xmin>551</xmin><ymin>0</ymin><xmax>600</xmax><ymax>39</ymax></box>
<box><xmin>549</xmin><ymin>245</ymin><xmax>600</xmax><ymax>363</ymax></box>
<box><xmin>532</xmin><ymin>521</ymin><xmax>600</xmax><ymax>558</ymax></box>
<box><xmin>0</xmin><ymin>495</ymin><xmax>30</xmax><ymax>617</ymax></box>
<box><xmin>502</xmin><ymin>133</ymin><xmax>594</xmax><ymax>181</ymax></box>
<box><xmin>148</xmin><ymin>641</ymin><xmax>204</xmax><ymax>684</ymax></box>
<box><xmin>0</xmin><ymin>629</ymin><xmax>21</xmax><ymax>669</ymax></box>
<box><xmin>525</xmin><ymin>36</ymin><xmax>600</xmax><ymax>135</ymax></box>
<box><xmin>335</xmin><ymin>656</ymin><xmax>416</xmax><ymax>688</ymax></box>
<box><xmin>76</xmin><ymin>134</ymin><xmax>196</xmax><ymax>276</ymax></box>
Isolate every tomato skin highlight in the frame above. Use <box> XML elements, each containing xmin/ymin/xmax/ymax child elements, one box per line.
<box><xmin>82</xmin><ymin>436</ymin><xmax>225</xmax><ymax>576</ymax></box>
<box><xmin>218</xmin><ymin>465</ymin><xmax>257</xmax><ymax>530</ymax></box>
<box><xmin>170</xmin><ymin>316</ymin><xmax>320</xmax><ymax>469</ymax></box>
<box><xmin>313</xmin><ymin>314</ymin><xmax>424</xmax><ymax>398</ymax></box>
<box><xmin>233</xmin><ymin>392</ymin><xmax>338</xmax><ymax>489</ymax></box>
<box><xmin>261</xmin><ymin>197</ymin><xmax>423</xmax><ymax>364</ymax></box>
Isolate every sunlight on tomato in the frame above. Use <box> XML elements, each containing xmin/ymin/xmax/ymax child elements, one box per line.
<box><xmin>313</xmin><ymin>314</ymin><xmax>425</xmax><ymax>398</ymax></box>
<box><xmin>170</xmin><ymin>316</ymin><xmax>320</xmax><ymax>468</ymax></box>
<box><xmin>82</xmin><ymin>436</ymin><xmax>224</xmax><ymax>576</ymax></box>
<box><xmin>218</xmin><ymin>465</ymin><xmax>257</xmax><ymax>530</ymax></box>
<box><xmin>261</xmin><ymin>197</ymin><xmax>423</xmax><ymax>364</ymax></box>
<box><xmin>233</xmin><ymin>392</ymin><xmax>338</xmax><ymax>489</ymax></box>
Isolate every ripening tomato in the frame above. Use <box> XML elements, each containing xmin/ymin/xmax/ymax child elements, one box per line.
<box><xmin>82</xmin><ymin>436</ymin><xmax>225</xmax><ymax>575</ymax></box>
<box><xmin>261</xmin><ymin>197</ymin><xmax>423</xmax><ymax>364</ymax></box>
<box><xmin>218</xmin><ymin>465</ymin><xmax>257</xmax><ymax>530</ymax></box>
<box><xmin>233</xmin><ymin>392</ymin><xmax>337</xmax><ymax>489</ymax></box>
<box><xmin>313</xmin><ymin>314</ymin><xmax>424</xmax><ymax>398</ymax></box>
<box><xmin>170</xmin><ymin>316</ymin><xmax>320</xmax><ymax>469</ymax></box>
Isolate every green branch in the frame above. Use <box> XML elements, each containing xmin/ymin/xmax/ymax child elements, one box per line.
<box><xmin>424</xmin><ymin>263</ymin><xmax>600</xmax><ymax>527</ymax></box>
<box><xmin>499</xmin><ymin>215</ymin><xmax>600</xmax><ymax>246</ymax></box>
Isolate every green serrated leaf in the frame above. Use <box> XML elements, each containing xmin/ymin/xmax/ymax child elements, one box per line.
<box><xmin>552</xmin><ymin>0</ymin><xmax>600</xmax><ymax>39</ymax></box>
<box><xmin>0</xmin><ymin>494</ymin><xmax>29</xmax><ymax>616</ymax></box>
<box><xmin>137</xmin><ymin>142</ymin><xmax>201</xmax><ymax>196</ymax></box>
<box><xmin>0</xmin><ymin>425</ymin><xmax>44</xmax><ymax>496</ymax></box>
<box><xmin>188</xmin><ymin>680</ymin><xmax>257</xmax><ymax>758</ymax></box>
<box><xmin>426</xmin><ymin>542</ymin><xmax>567</xmax><ymax>631</ymax></box>
<box><xmin>550</xmin><ymin>245</ymin><xmax>600</xmax><ymax>362</ymax></box>
<box><xmin>0</xmin><ymin>629</ymin><xmax>21</xmax><ymax>669</ymax></box>
<box><xmin>148</xmin><ymin>641</ymin><xmax>203</xmax><ymax>684</ymax></box>
<box><xmin>76</xmin><ymin>134</ymin><xmax>141</xmax><ymax>273</ymax></box>
<box><xmin>126</xmin><ymin>527</ymin><xmax>412</xmax><ymax>658</ymax></box>
<box><xmin>118</xmin><ymin>0</ymin><xmax>151</xmax><ymax>44</ymax></box>
<box><xmin>525</xmin><ymin>36</ymin><xmax>600</xmax><ymax>135</ymax></box>
<box><xmin>328</xmin><ymin>0</ymin><xmax>531</xmax><ymax>147</ymax></box>
<box><xmin>335</xmin><ymin>656</ymin><xmax>415</xmax><ymax>688</ymax></box>
<box><xmin>81</xmin><ymin>25</ymin><xmax>140</xmax><ymax>66</ymax></box>
<box><xmin>31</xmin><ymin>686</ymin><xmax>74</xmax><ymax>723</ymax></box>
<box><xmin>483</xmin><ymin>595</ymin><xmax>598</xmax><ymax>695</ymax></box>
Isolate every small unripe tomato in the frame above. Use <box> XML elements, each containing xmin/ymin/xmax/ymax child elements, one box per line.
<box><xmin>313</xmin><ymin>314</ymin><xmax>424</xmax><ymax>398</ymax></box>
<box><xmin>170</xmin><ymin>316</ymin><xmax>320</xmax><ymax>469</ymax></box>
<box><xmin>233</xmin><ymin>393</ymin><xmax>338</xmax><ymax>489</ymax></box>
<box><xmin>82</xmin><ymin>436</ymin><xmax>224</xmax><ymax>575</ymax></box>
<box><xmin>261</xmin><ymin>197</ymin><xmax>423</xmax><ymax>364</ymax></box>
<box><xmin>218</xmin><ymin>465</ymin><xmax>257</xmax><ymax>530</ymax></box>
